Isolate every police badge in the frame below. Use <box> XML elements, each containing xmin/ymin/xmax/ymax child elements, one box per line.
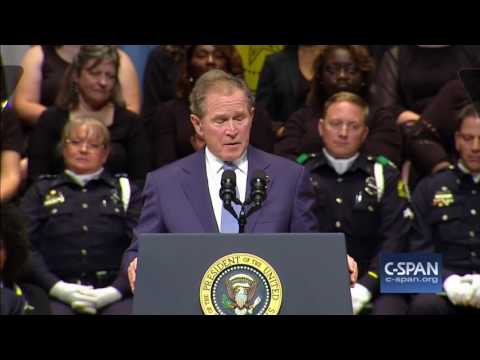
<box><xmin>432</xmin><ymin>187</ymin><xmax>454</xmax><ymax>207</ymax></box>
<box><xmin>199</xmin><ymin>253</ymin><xmax>282</xmax><ymax>315</ymax></box>
<box><xmin>43</xmin><ymin>190</ymin><xmax>65</xmax><ymax>207</ymax></box>
<box><xmin>364</xmin><ymin>176</ymin><xmax>378</xmax><ymax>197</ymax></box>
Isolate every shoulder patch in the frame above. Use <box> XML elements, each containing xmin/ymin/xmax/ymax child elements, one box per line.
<box><xmin>397</xmin><ymin>179</ymin><xmax>410</xmax><ymax>199</ymax></box>
<box><xmin>296</xmin><ymin>153</ymin><xmax>317</xmax><ymax>165</ymax></box>
<box><xmin>376</xmin><ymin>155</ymin><xmax>397</xmax><ymax>169</ymax></box>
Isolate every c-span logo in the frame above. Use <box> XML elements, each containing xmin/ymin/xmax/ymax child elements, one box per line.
<box><xmin>200</xmin><ymin>253</ymin><xmax>282</xmax><ymax>315</ymax></box>
<box><xmin>380</xmin><ymin>252</ymin><xmax>442</xmax><ymax>293</ymax></box>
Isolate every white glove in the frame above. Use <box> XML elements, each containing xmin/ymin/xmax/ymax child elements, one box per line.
<box><xmin>470</xmin><ymin>285</ymin><xmax>480</xmax><ymax>309</ymax></box>
<box><xmin>70</xmin><ymin>290</ymin><xmax>99</xmax><ymax>315</ymax></box>
<box><xmin>73</xmin><ymin>286</ymin><xmax>122</xmax><ymax>310</ymax></box>
<box><xmin>350</xmin><ymin>283</ymin><xmax>372</xmax><ymax>315</ymax></box>
<box><xmin>443</xmin><ymin>275</ymin><xmax>477</xmax><ymax>306</ymax></box>
<box><xmin>49</xmin><ymin>281</ymin><xmax>93</xmax><ymax>305</ymax></box>
<box><xmin>70</xmin><ymin>300</ymin><xmax>97</xmax><ymax>315</ymax></box>
<box><xmin>463</xmin><ymin>274</ymin><xmax>480</xmax><ymax>309</ymax></box>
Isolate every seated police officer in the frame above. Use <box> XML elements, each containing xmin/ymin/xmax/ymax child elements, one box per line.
<box><xmin>21</xmin><ymin>117</ymin><xmax>142</xmax><ymax>315</ymax></box>
<box><xmin>301</xmin><ymin>92</ymin><xmax>414</xmax><ymax>315</ymax></box>
<box><xmin>408</xmin><ymin>103</ymin><xmax>480</xmax><ymax>315</ymax></box>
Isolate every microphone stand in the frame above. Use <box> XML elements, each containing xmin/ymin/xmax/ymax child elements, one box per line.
<box><xmin>221</xmin><ymin>172</ymin><xmax>267</xmax><ymax>233</ymax></box>
<box><xmin>232</xmin><ymin>198</ymin><xmax>264</xmax><ymax>234</ymax></box>
<box><xmin>238</xmin><ymin>204</ymin><xmax>247</xmax><ymax>234</ymax></box>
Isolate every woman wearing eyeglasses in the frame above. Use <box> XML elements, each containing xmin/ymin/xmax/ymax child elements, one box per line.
<box><xmin>21</xmin><ymin>117</ymin><xmax>142</xmax><ymax>315</ymax></box>
<box><xmin>27</xmin><ymin>45</ymin><xmax>150</xmax><ymax>186</ymax></box>
<box><xmin>274</xmin><ymin>45</ymin><xmax>397</xmax><ymax>164</ymax></box>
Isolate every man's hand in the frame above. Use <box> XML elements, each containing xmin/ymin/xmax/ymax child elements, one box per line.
<box><xmin>128</xmin><ymin>258</ymin><xmax>138</xmax><ymax>293</ymax></box>
<box><xmin>443</xmin><ymin>274</ymin><xmax>477</xmax><ymax>306</ymax></box>
<box><xmin>49</xmin><ymin>281</ymin><xmax>93</xmax><ymax>305</ymax></box>
<box><xmin>350</xmin><ymin>283</ymin><xmax>372</xmax><ymax>315</ymax></box>
<box><xmin>347</xmin><ymin>255</ymin><xmax>358</xmax><ymax>286</ymax></box>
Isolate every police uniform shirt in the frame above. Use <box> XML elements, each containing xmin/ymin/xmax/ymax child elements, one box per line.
<box><xmin>21</xmin><ymin>170</ymin><xmax>142</xmax><ymax>295</ymax></box>
<box><xmin>304</xmin><ymin>151</ymin><xmax>412</xmax><ymax>293</ymax></box>
<box><xmin>410</xmin><ymin>162</ymin><xmax>480</xmax><ymax>278</ymax></box>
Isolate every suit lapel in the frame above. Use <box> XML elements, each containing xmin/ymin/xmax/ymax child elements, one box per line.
<box><xmin>180</xmin><ymin>151</ymin><xmax>219</xmax><ymax>232</ymax></box>
<box><xmin>245</xmin><ymin>146</ymin><xmax>272</xmax><ymax>233</ymax></box>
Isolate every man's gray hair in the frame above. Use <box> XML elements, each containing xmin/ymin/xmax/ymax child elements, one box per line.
<box><xmin>189</xmin><ymin>69</ymin><xmax>254</xmax><ymax>118</ymax></box>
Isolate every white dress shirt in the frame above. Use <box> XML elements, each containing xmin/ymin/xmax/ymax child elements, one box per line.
<box><xmin>205</xmin><ymin>147</ymin><xmax>248</xmax><ymax>229</ymax></box>
<box><xmin>64</xmin><ymin>168</ymin><xmax>104</xmax><ymax>186</ymax></box>
<box><xmin>458</xmin><ymin>160</ymin><xmax>480</xmax><ymax>184</ymax></box>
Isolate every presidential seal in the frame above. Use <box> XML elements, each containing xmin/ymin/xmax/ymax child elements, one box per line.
<box><xmin>200</xmin><ymin>253</ymin><xmax>282</xmax><ymax>315</ymax></box>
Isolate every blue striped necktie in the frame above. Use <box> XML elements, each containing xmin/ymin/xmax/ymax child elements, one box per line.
<box><xmin>220</xmin><ymin>163</ymin><xmax>241</xmax><ymax>233</ymax></box>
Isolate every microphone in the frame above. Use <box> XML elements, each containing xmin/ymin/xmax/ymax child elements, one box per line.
<box><xmin>219</xmin><ymin>169</ymin><xmax>237</xmax><ymax>207</ymax></box>
<box><xmin>250</xmin><ymin>170</ymin><xmax>267</xmax><ymax>207</ymax></box>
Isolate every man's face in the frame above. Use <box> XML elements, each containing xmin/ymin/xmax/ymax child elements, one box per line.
<box><xmin>190</xmin><ymin>87</ymin><xmax>253</xmax><ymax>162</ymax></box>
<box><xmin>455</xmin><ymin>115</ymin><xmax>480</xmax><ymax>174</ymax></box>
<box><xmin>319</xmin><ymin>101</ymin><xmax>368</xmax><ymax>159</ymax></box>
<box><xmin>62</xmin><ymin>124</ymin><xmax>110</xmax><ymax>174</ymax></box>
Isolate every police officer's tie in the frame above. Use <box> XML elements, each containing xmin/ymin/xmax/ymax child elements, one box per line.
<box><xmin>220</xmin><ymin>163</ymin><xmax>241</xmax><ymax>233</ymax></box>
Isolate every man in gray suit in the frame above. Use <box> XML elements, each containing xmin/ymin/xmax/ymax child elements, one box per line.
<box><xmin>123</xmin><ymin>69</ymin><xmax>357</xmax><ymax>291</ymax></box>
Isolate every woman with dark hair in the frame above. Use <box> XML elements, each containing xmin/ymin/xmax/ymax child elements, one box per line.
<box><xmin>141</xmin><ymin>45</ymin><xmax>189</xmax><ymax>120</ymax></box>
<box><xmin>149</xmin><ymin>45</ymin><xmax>274</xmax><ymax>170</ymax></box>
<box><xmin>274</xmin><ymin>45</ymin><xmax>400</xmax><ymax>165</ymax></box>
<box><xmin>27</xmin><ymin>45</ymin><xmax>150</xmax><ymax>185</ymax></box>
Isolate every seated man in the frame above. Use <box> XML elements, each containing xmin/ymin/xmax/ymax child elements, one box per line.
<box><xmin>408</xmin><ymin>103</ymin><xmax>480</xmax><ymax>315</ymax></box>
<box><xmin>301</xmin><ymin>92</ymin><xmax>414</xmax><ymax>315</ymax></box>
<box><xmin>21</xmin><ymin>117</ymin><xmax>142</xmax><ymax>315</ymax></box>
<box><xmin>123</xmin><ymin>69</ymin><xmax>358</xmax><ymax>293</ymax></box>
